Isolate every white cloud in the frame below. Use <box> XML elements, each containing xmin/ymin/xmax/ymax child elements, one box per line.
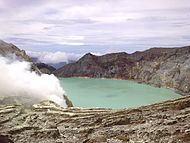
<box><xmin>63</xmin><ymin>5</ymin><xmax>102</xmax><ymax>19</ymax></box>
<box><xmin>0</xmin><ymin>56</ymin><xmax>67</xmax><ymax>107</ymax></box>
<box><xmin>1</xmin><ymin>0</ymin><xmax>190</xmax><ymax>53</ymax></box>
<box><xmin>27</xmin><ymin>51</ymin><xmax>81</xmax><ymax>64</ymax></box>
<box><xmin>58</xmin><ymin>42</ymin><xmax>84</xmax><ymax>46</ymax></box>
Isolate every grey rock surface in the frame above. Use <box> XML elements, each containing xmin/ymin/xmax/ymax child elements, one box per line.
<box><xmin>0</xmin><ymin>96</ymin><xmax>190</xmax><ymax>143</ymax></box>
<box><xmin>0</xmin><ymin>40</ymin><xmax>41</xmax><ymax>74</ymax></box>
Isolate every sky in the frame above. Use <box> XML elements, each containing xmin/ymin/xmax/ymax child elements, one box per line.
<box><xmin>0</xmin><ymin>0</ymin><xmax>190</xmax><ymax>63</ymax></box>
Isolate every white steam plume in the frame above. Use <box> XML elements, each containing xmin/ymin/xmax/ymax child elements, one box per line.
<box><xmin>0</xmin><ymin>56</ymin><xmax>67</xmax><ymax>107</ymax></box>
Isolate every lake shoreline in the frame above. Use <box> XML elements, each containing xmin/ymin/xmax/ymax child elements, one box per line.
<box><xmin>59</xmin><ymin>76</ymin><xmax>184</xmax><ymax>96</ymax></box>
<box><xmin>60</xmin><ymin>77</ymin><xmax>181</xmax><ymax>109</ymax></box>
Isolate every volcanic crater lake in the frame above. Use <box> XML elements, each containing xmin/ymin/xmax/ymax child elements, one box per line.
<box><xmin>60</xmin><ymin>78</ymin><xmax>180</xmax><ymax>109</ymax></box>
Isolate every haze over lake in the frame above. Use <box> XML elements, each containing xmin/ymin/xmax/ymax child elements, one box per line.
<box><xmin>60</xmin><ymin>78</ymin><xmax>180</xmax><ymax>109</ymax></box>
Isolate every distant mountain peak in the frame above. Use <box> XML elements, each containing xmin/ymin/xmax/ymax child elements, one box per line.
<box><xmin>83</xmin><ymin>52</ymin><xmax>95</xmax><ymax>57</ymax></box>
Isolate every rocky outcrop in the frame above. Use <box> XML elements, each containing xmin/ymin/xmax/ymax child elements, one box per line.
<box><xmin>0</xmin><ymin>40</ymin><xmax>41</xmax><ymax>74</ymax></box>
<box><xmin>0</xmin><ymin>40</ymin><xmax>31</xmax><ymax>61</ymax></box>
<box><xmin>63</xmin><ymin>95</ymin><xmax>74</xmax><ymax>107</ymax></box>
<box><xmin>35</xmin><ymin>63</ymin><xmax>56</xmax><ymax>74</ymax></box>
<box><xmin>53</xmin><ymin>46</ymin><xmax>190</xmax><ymax>95</ymax></box>
<box><xmin>0</xmin><ymin>96</ymin><xmax>190</xmax><ymax>143</ymax></box>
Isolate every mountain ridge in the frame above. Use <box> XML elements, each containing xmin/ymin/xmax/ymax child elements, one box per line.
<box><xmin>35</xmin><ymin>63</ymin><xmax>56</xmax><ymax>74</ymax></box>
<box><xmin>53</xmin><ymin>46</ymin><xmax>190</xmax><ymax>95</ymax></box>
<box><xmin>0</xmin><ymin>40</ymin><xmax>41</xmax><ymax>74</ymax></box>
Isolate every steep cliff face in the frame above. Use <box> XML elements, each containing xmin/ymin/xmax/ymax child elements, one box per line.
<box><xmin>53</xmin><ymin>46</ymin><xmax>190</xmax><ymax>95</ymax></box>
<box><xmin>0</xmin><ymin>96</ymin><xmax>190</xmax><ymax>143</ymax></box>
<box><xmin>130</xmin><ymin>47</ymin><xmax>190</xmax><ymax>95</ymax></box>
<box><xmin>0</xmin><ymin>40</ymin><xmax>31</xmax><ymax>61</ymax></box>
<box><xmin>0</xmin><ymin>40</ymin><xmax>41</xmax><ymax>74</ymax></box>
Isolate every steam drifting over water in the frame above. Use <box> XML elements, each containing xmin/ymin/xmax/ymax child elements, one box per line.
<box><xmin>0</xmin><ymin>56</ymin><xmax>67</xmax><ymax>107</ymax></box>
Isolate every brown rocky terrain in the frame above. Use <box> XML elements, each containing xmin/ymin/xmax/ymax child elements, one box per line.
<box><xmin>53</xmin><ymin>46</ymin><xmax>190</xmax><ymax>95</ymax></box>
<box><xmin>0</xmin><ymin>96</ymin><xmax>190</xmax><ymax>143</ymax></box>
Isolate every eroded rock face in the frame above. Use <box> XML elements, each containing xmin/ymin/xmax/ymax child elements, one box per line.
<box><xmin>0</xmin><ymin>40</ymin><xmax>30</xmax><ymax>61</ymax></box>
<box><xmin>53</xmin><ymin>46</ymin><xmax>190</xmax><ymax>95</ymax></box>
<box><xmin>0</xmin><ymin>96</ymin><xmax>190</xmax><ymax>143</ymax></box>
<box><xmin>0</xmin><ymin>40</ymin><xmax>41</xmax><ymax>74</ymax></box>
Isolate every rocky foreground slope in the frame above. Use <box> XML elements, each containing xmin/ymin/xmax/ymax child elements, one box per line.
<box><xmin>54</xmin><ymin>46</ymin><xmax>190</xmax><ymax>95</ymax></box>
<box><xmin>0</xmin><ymin>96</ymin><xmax>190</xmax><ymax>143</ymax></box>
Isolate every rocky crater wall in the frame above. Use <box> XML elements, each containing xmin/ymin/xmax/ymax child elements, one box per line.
<box><xmin>54</xmin><ymin>46</ymin><xmax>190</xmax><ymax>95</ymax></box>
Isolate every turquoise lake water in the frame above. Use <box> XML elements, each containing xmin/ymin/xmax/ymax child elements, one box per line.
<box><xmin>60</xmin><ymin>78</ymin><xmax>180</xmax><ymax>109</ymax></box>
